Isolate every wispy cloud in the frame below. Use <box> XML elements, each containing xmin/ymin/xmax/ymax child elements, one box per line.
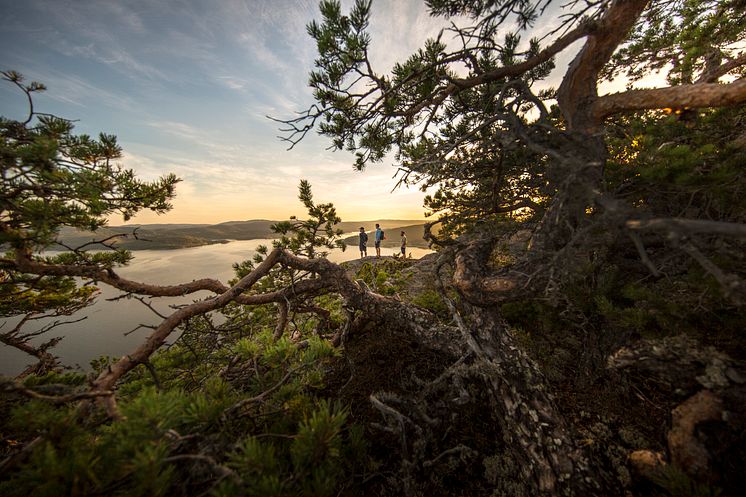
<box><xmin>146</xmin><ymin>120</ymin><xmax>206</xmax><ymax>142</ymax></box>
<box><xmin>27</xmin><ymin>68</ymin><xmax>140</xmax><ymax>113</ymax></box>
<box><xmin>218</xmin><ymin>76</ymin><xmax>249</xmax><ymax>91</ymax></box>
<box><xmin>13</xmin><ymin>1</ymin><xmax>172</xmax><ymax>83</ymax></box>
<box><xmin>365</xmin><ymin>0</ymin><xmax>445</xmax><ymax>73</ymax></box>
<box><xmin>1</xmin><ymin>0</ymin><xmax>434</xmax><ymax>224</ymax></box>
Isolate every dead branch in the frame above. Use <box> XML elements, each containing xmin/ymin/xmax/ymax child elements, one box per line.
<box><xmin>59</xmin><ymin>231</ymin><xmax>130</xmax><ymax>252</ymax></box>
<box><xmin>132</xmin><ymin>295</ymin><xmax>169</xmax><ymax>320</ymax></box>
<box><xmin>142</xmin><ymin>360</ymin><xmax>162</xmax><ymax>391</ymax></box>
<box><xmin>90</xmin><ymin>248</ymin><xmax>285</xmax><ymax>418</ymax></box>
<box><xmin>696</xmin><ymin>52</ymin><xmax>746</xmax><ymax>83</ymax></box>
<box><xmin>1</xmin><ymin>378</ymin><xmax>114</xmax><ymax>404</ymax></box>
<box><xmin>678</xmin><ymin>240</ymin><xmax>744</xmax><ymax>304</ymax></box>
<box><xmin>123</xmin><ymin>323</ymin><xmax>156</xmax><ymax>336</ymax></box>
<box><xmin>626</xmin><ymin>217</ymin><xmax>746</xmax><ymax>238</ymax></box>
<box><xmin>594</xmin><ymin>78</ymin><xmax>746</xmax><ymax>121</ymax></box>
<box><xmin>294</xmin><ymin>302</ymin><xmax>333</xmax><ymax>336</ymax></box>
<box><xmin>163</xmin><ymin>454</ymin><xmax>240</xmax><ymax>482</ymax></box>
<box><xmin>225</xmin><ymin>364</ymin><xmax>307</xmax><ymax>417</ymax></box>
<box><xmin>0</xmin><ymin>436</ymin><xmax>43</xmax><ymax>474</ymax></box>
<box><xmin>0</xmin><ymin>328</ymin><xmax>62</xmax><ymax>379</ymax></box>
<box><xmin>11</xmin><ymin>252</ymin><xmax>230</xmax><ymax>296</ymax></box>
<box><xmin>272</xmin><ymin>300</ymin><xmax>289</xmax><ymax>341</ymax></box>
<box><xmin>627</xmin><ymin>230</ymin><xmax>661</xmax><ymax>278</ymax></box>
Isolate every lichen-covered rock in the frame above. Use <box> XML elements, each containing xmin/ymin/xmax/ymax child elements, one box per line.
<box><xmin>668</xmin><ymin>389</ymin><xmax>723</xmax><ymax>481</ymax></box>
<box><xmin>607</xmin><ymin>335</ymin><xmax>742</xmax><ymax>399</ymax></box>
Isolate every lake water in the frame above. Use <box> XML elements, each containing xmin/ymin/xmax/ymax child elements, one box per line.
<box><xmin>1</xmin><ymin>240</ymin><xmax>432</xmax><ymax>376</ymax></box>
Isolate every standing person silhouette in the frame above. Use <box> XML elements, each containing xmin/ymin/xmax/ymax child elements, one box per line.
<box><xmin>400</xmin><ymin>231</ymin><xmax>407</xmax><ymax>257</ymax></box>
<box><xmin>374</xmin><ymin>223</ymin><xmax>384</xmax><ymax>258</ymax></box>
<box><xmin>358</xmin><ymin>227</ymin><xmax>368</xmax><ymax>258</ymax></box>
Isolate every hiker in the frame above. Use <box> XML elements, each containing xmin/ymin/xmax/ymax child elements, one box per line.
<box><xmin>358</xmin><ymin>227</ymin><xmax>368</xmax><ymax>258</ymax></box>
<box><xmin>400</xmin><ymin>231</ymin><xmax>407</xmax><ymax>257</ymax></box>
<box><xmin>374</xmin><ymin>223</ymin><xmax>384</xmax><ymax>257</ymax></box>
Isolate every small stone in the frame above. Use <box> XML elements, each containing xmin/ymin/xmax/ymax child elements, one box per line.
<box><xmin>628</xmin><ymin>450</ymin><xmax>666</xmax><ymax>480</ymax></box>
<box><xmin>725</xmin><ymin>367</ymin><xmax>746</xmax><ymax>384</ymax></box>
<box><xmin>695</xmin><ymin>359</ymin><xmax>730</xmax><ymax>389</ymax></box>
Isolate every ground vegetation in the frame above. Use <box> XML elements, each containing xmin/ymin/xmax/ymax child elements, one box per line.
<box><xmin>2</xmin><ymin>0</ymin><xmax>746</xmax><ymax>495</ymax></box>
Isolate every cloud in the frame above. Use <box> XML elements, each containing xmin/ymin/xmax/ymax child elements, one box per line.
<box><xmin>365</xmin><ymin>0</ymin><xmax>445</xmax><ymax>72</ymax></box>
<box><xmin>36</xmin><ymin>69</ymin><xmax>141</xmax><ymax>111</ymax></box>
<box><xmin>146</xmin><ymin>120</ymin><xmax>206</xmax><ymax>142</ymax></box>
<box><xmin>13</xmin><ymin>1</ymin><xmax>172</xmax><ymax>83</ymax></box>
<box><xmin>218</xmin><ymin>76</ymin><xmax>249</xmax><ymax>91</ymax></box>
<box><xmin>119</xmin><ymin>125</ymin><xmax>428</xmax><ymax>224</ymax></box>
<box><xmin>2</xmin><ymin>0</ymin><xmax>435</xmax><ymax>225</ymax></box>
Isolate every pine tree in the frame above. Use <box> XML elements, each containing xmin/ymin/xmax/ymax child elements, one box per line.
<box><xmin>0</xmin><ymin>71</ymin><xmax>179</xmax><ymax>372</ymax></box>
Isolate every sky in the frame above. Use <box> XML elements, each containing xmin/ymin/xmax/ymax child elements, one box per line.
<box><xmin>0</xmin><ymin>0</ymin><xmax>645</xmax><ymax>225</ymax></box>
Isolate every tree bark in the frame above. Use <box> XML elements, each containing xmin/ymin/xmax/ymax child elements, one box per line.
<box><xmin>455</xmin><ymin>306</ymin><xmax>604</xmax><ymax>495</ymax></box>
<box><xmin>557</xmin><ymin>0</ymin><xmax>650</xmax><ymax>133</ymax></box>
<box><xmin>593</xmin><ymin>78</ymin><xmax>746</xmax><ymax>120</ymax></box>
<box><xmin>531</xmin><ymin>0</ymin><xmax>648</xmax><ymax>252</ymax></box>
<box><xmin>272</xmin><ymin>301</ymin><xmax>289</xmax><ymax>341</ymax></box>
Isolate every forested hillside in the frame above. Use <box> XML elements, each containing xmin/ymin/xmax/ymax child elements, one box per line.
<box><xmin>2</xmin><ymin>1</ymin><xmax>745</xmax><ymax>496</ymax></box>
<box><xmin>54</xmin><ymin>220</ymin><xmax>427</xmax><ymax>250</ymax></box>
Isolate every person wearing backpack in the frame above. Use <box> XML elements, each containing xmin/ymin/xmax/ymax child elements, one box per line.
<box><xmin>400</xmin><ymin>231</ymin><xmax>407</xmax><ymax>257</ymax></box>
<box><xmin>358</xmin><ymin>227</ymin><xmax>368</xmax><ymax>258</ymax></box>
<box><xmin>374</xmin><ymin>223</ymin><xmax>385</xmax><ymax>257</ymax></box>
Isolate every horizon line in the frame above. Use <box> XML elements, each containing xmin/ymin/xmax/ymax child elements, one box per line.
<box><xmin>115</xmin><ymin>217</ymin><xmax>430</xmax><ymax>226</ymax></box>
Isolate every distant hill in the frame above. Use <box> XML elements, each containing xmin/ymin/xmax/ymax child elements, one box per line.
<box><xmin>55</xmin><ymin>226</ymin><xmax>227</xmax><ymax>250</ymax></box>
<box><xmin>53</xmin><ymin>219</ymin><xmax>429</xmax><ymax>250</ymax></box>
<box><xmin>117</xmin><ymin>223</ymin><xmax>212</xmax><ymax>231</ymax></box>
<box><xmin>166</xmin><ymin>220</ymin><xmax>278</xmax><ymax>241</ymax></box>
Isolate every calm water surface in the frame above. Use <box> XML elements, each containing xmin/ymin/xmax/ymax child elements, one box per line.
<box><xmin>1</xmin><ymin>240</ymin><xmax>432</xmax><ymax>375</ymax></box>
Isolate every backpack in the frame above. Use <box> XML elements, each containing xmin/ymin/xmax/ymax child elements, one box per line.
<box><xmin>381</xmin><ymin>230</ymin><xmax>385</xmax><ymax>240</ymax></box>
<box><xmin>362</xmin><ymin>232</ymin><xmax>368</xmax><ymax>243</ymax></box>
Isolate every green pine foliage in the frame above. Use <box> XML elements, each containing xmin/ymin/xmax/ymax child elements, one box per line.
<box><xmin>606</xmin><ymin>106</ymin><xmax>746</xmax><ymax>222</ymax></box>
<box><xmin>0</xmin><ymin>71</ymin><xmax>179</xmax><ymax>251</ymax></box>
<box><xmin>231</xmin><ymin>180</ymin><xmax>343</xmax><ymax>301</ymax></box>
<box><xmin>0</xmin><ymin>272</ymin><xmax>97</xmax><ymax>317</ymax></box>
<box><xmin>1</xmin><ymin>328</ymin><xmax>366</xmax><ymax>497</ymax></box>
<box><xmin>269</xmin><ymin>179</ymin><xmax>346</xmax><ymax>259</ymax></box>
<box><xmin>355</xmin><ymin>258</ymin><xmax>411</xmax><ymax>295</ymax></box>
<box><xmin>226</xmin><ymin>180</ymin><xmax>347</xmax><ymax>343</ymax></box>
<box><xmin>0</xmin><ymin>75</ymin><xmax>368</xmax><ymax>496</ymax></box>
<box><xmin>410</xmin><ymin>289</ymin><xmax>449</xmax><ymax>317</ymax></box>
<box><xmin>604</xmin><ymin>0</ymin><xmax>746</xmax><ymax>85</ymax></box>
<box><xmin>1</xmin><ymin>71</ymin><xmax>180</xmax><ymax>369</ymax></box>
<box><xmin>218</xmin><ymin>400</ymin><xmax>350</xmax><ymax>497</ymax></box>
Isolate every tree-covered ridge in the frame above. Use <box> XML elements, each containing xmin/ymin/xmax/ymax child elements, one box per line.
<box><xmin>1</xmin><ymin>0</ymin><xmax>746</xmax><ymax>496</ymax></box>
<box><xmin>50</xmin><ymin>218</ymin><xmax>431</xmax><ymax>251</ymax></box>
